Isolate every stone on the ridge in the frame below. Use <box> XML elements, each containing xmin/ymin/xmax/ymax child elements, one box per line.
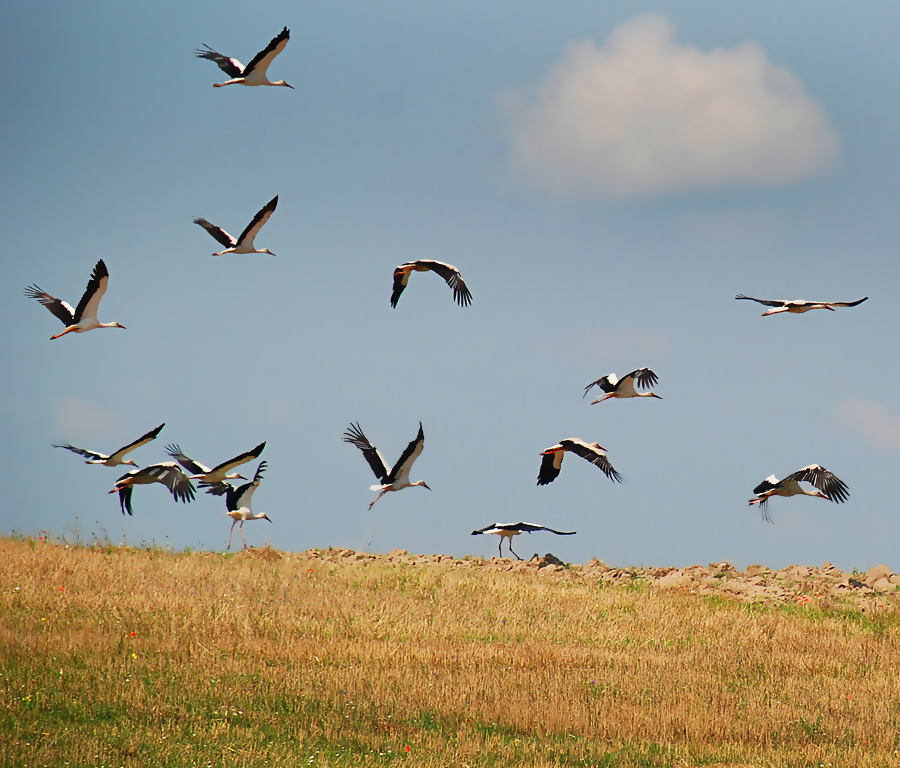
<box><xmin>864</xmin><ymin>564</ymin><xmax>893</xmax><ymax>586</ymax></box>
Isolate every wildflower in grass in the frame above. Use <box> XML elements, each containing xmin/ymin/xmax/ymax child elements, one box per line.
<box><xmin>129</xmin><ymin>631</ymin><xmax>136</xmax><ymax>637</ymax></box>
<box><xmin>131</xmin><ymin>652</ymin><xmax>137</xmax><ymax>659</ymax></box>
<box><xmin>404</xmin><ymin>745</ymin><xmax>411</xmax><ymax>752</ymax></box>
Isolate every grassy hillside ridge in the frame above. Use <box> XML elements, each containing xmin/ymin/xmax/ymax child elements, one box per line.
<box><xmin>2</xmin><ymin>537</ymin><xmax>900</xmax><ymax>767</ymax></box>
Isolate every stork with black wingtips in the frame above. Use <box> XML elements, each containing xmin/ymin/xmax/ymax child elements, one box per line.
<box><xmin>471</xmin><ymin>522</ymin><xmax>576</xmax><ymax>560</ymax></box>
<box><xmin>25</xmin><ymin>259</ymin><xmax>125</xmax><ymax>339</ymax></box>
<box><xmin>196</xmin><ymin>27</ymin><xmax>293</xmax><ymax>88</ymax></box>
<box><xmin>224</xmin><ymin>461</ymin><xmax>271</xmax><ymax>550</ymax></box>
<box><xmin>194</xmin><ymin>196</ymin><xmax>279</xmax><ymax>256</ymax></box>
<box><xmin>585</xmin><ymin>368</ymin><xmax>662</xmax><ymax>403</ymax></box>
<box><xmin>109</xmin><ymin>463</ymin><xmax>195</xmax><ymax>516</ymax></box>
<box><xmin>54</xmin><ymin>423</ymin><xmax>165</xmax><ymax>468</ymax></box>
<box><xmin>748</xmin><ymin>465</ymin><xmax>849</xmax><ymax>522</ymax></box>
<box><xmin>343</xmin><ymin>422</ymin><xmax>431</xmax><ymax>509</ymax></box>
<box><xmin>538</xmin><ymin>439</ymin><xmax>622</xmax><ymax>486</ymax></box>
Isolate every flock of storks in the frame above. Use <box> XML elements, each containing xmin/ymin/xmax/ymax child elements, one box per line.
<box><xmin>23</xmin><ymin>27</ymin><xmax>868</xmax><ymax>555</ymax></box>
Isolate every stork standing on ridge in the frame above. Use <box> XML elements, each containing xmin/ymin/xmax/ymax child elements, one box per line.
<box><xmin>585</xmin><ymin>368</ymin><xmax>661</xmax><ymax>403</ymax></box>
<box><xmin>53</xmin><ymin>423</ymin><xmax>165</xmax><ymax>468</ymax></box>
<box><xmin>165</xmin><ymin>441</ymin><xmax>266</xmax><ymax>495</ymax></box>
<box><xmin>736</xmin><ymin>295</ymin><xmax>868</xmax><ymax>316</ymax></box>
<box><xmin>109</xmin><ymin>463</ymin><xmax>195</xmax><ymax>516</ymax></box>
<box><xmin>224</xmin><ymin>461</ymin><xmax>270</xmax><ymax>550</ymax></box>
<box><xmin>25</xmin><ymin>259</ymin><xmax>125</xmax><ymax>340</ymax></box>
<box><xmin>748</xmin><ymin>465</ymin><xmax>849</xmax><ymax>522</ymax></box>
<box><xmin>343</xmin><ymin>422</ymin><xmax>430</xmax><ymax>509</ymax></box>
<box><xmin>471</xmin><ymin>522</ymin><xmax>576</xmax><ymax>560</ymax></box>
<box><xmin>195</xmin><ymin>27</ymin><xmax>293</xmax><ymax>88</ymax></box>
<box><xmin>194</xmin><ymin>196</ymin><xmax>279</xmax><ymax>256</ymax></box>
<box><xmin>390</xmin><ymin>261</ymin><xmax>472</xmax><ymax>308</ymax></box>
<box><xmin>538</xmin><ymin>439</ymin><xmax>622</xmax><ymax>486</ymax></box>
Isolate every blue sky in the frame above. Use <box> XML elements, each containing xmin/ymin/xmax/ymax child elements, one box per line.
<box><xmin>3</xmin><ymin>2</ymin><xmax>899</xmax><ymax>570</ymax></box>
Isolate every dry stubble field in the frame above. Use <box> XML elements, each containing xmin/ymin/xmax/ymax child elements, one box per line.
<box><xmin>2</xmin><ymin>537</ymin><xmax>900</xmax><ymax>767</ymax></box>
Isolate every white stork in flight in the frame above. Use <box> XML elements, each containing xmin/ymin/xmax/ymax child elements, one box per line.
<box><xmin>25</xmin><ymin>259</ymin><xmax>125</xmax><ymax>339</ymax></box>
<box><xmin>53</xmin><ymin>423</ymin><xmax>165</xmax><ymax>468</ymax></box>
<box><xmin>343</xmin><ymin>422</ymin><xmax>430</xmax><ymax>509</ymax></box>
<box><xmin>196</xmin><ymin>27</ymin><xmax>293</xmax><ymax>88</ymax></box>
<box><xmin>736</xmin><ymin>294</ymin><xmax>868</xmax><ymax>316</ymax></box>
<box><xmin>390</xmin><ymin>261</ymin><xmax>472</xmax><ymax>308</ymax></box>
<box><xmin>538</xmin><ymin>439</ymin><xmax>622</xmax><ymax>486</ymax></box>
<box><xmin>194</xmin><ymin>196</ymin><xmax>279</xmax><ymax>256</ymax></box>
<box><xmin>585</xmin><ymin>368</ymin><xmax>661</xmax><ymax>404</ymax></box>
<box><xmin>109</xmin><ymin>463</ymin><xmax>195</xmax><ymax>516</ymax></box>
<box><xmin>471</xmin><ymin>522</ymin><xmax>576</xmax><ymax>560</ymax></box>
<box><xmin>224</xmin><ymin>461</ymin><xmax>271</xmax><ymax>550</ymax></box>
<box><xmin>165</xmin><ymin>441</ymin><xmax>266</xmax><ymax>495</ymax></box>
<box><xmin>748</xmin><ymin>464</ymin><xmax>849</xmax><ymax>522</ymax></box>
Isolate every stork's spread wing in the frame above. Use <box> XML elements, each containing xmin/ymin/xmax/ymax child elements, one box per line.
<box><xmin>560</xmin><ymin>439</ymin><xmax>623</xmax><ymax>483</ymax></box>
<box><xmin>25</xmin><ymin>285</ymin><xmax>75</xmax><ymax>326</ymax></box>
<box><xmin>226</xmin><ymin>461</ymin><xmax>266</xmax><ymax>511</ymax></box>
<box><xmin>241</xmin><ymin>27</ymin><xmax>289</xmax><ymax>77</ymax></box>
<box><xmin>73</xmin><ymin>260</ymin><xmax>109</xmax><ymax>323</ymax></box>
<box><xmin>200</xmin><ymin>481</ymin><xmax>230</xmax><ymax>496</ymax></box>
<box><xmin>165</xmin><ymin>444</ymin><xmax>211</xmax><ymax>476</ymax></box>
<box><xmin>194</xmin><ymin>218</ymin><xmax>237</xmax><ymax>248</ymax></box>
<box><xmin>752</xmin><ymin>475</ymin><xmax>780</xmax><ymax>495</ymax></box>
<box><xmin>625</xmin><ymin>368</ymin><xmax>658</xmax><ymax>390</ymax></box>
<box><xmin>387</xmin><ymin>422</ymin><xmax>425</xmax><ymax>484</ymax></box>
<box><xmin>118</xmin><ymin>486</ymin><xmax>135</xmax><ymax>516</ymax></box>
<box><xmin>194</xmin><ymin>44</ymin><xmax>245</xmax><ymax>77</ymax></box>
<box><xmin>537</xmin><ymin>448</ymin><xmax>564</xmax><ymax>486</ymax></box>
<box><xmin>475</xmin><ymin>522</ymin><xmax>576</xmax><ymax>535</ymax></box>
<box><xmin>583</xmin><ymin>374</ymin><xmax>617</xmax><ymax>398</ymax></box>
<box><xmin>510</xmin><ymin>521</ymin><xmax>576</xmax><ymax>535</ymax></box>
<box><xmin>110</xmin><ymin>423</ymin><xmax>165</xmax><ymax>463</ymax></box>
<box><xmin>419</xmin><ymin>260</ymin><xmax>472</xmax><ymax>307</ymax></box>
<box><xmin>52</xmin><ymin>443</ymin><xmax>105</xmax><ymax>461</ymax></box>
<box><xmin>784</xmin><ymin>465</ymin><xmax>849</xmax><ymax>503</ymax></box>
<box><xmin>390</xmin><ymin>261</ymin><xmax>472</xmax><ymax>307</ymax></box>
<box><xmin>343</xmin><ymin>423</ymin><xmax>391</xmax><ymax>482</ymax></box>
<box><xmin>390</xmin><ymin>267</ymin><xmax>412</xmax><ymax>308</ymax></box>
<box><xmin>735</xmin><ymin>295</ymin><xmax>785</xmax><ymax>308</ymax></box>
<box><xmin>209</xmin><ymin>441</ymin><xmax>267</xmax><ymax>476</ymax></box>
<box><xmin>828</xmin><ymin>297</ymin><xmax>868</xmax><ymax>308</ymax></box>
<box><xmin>236</xmin><ymin>196</ymin><xmax>278</xmax><ymax>246</ymax></box>
<box><xmin>145</xmin><ymin>463</ymin><xmax>196</xmax><ymax>503</ymax></box>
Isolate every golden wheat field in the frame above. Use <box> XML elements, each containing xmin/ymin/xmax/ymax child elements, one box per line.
<box><xmin>2</xmin><ymin>537</ymin><xmax>900</xmax><ymax>767</ymax></box>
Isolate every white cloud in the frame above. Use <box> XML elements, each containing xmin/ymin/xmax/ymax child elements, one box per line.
<box><xmin>501</xmin><ymin>14</ymin><xmax>838</xmax><ymax>199</ymax></box>
<box><xmin>835</xmin><ymin>399</ymin><xmax>900</xmax><ymax>450</ymax></box>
